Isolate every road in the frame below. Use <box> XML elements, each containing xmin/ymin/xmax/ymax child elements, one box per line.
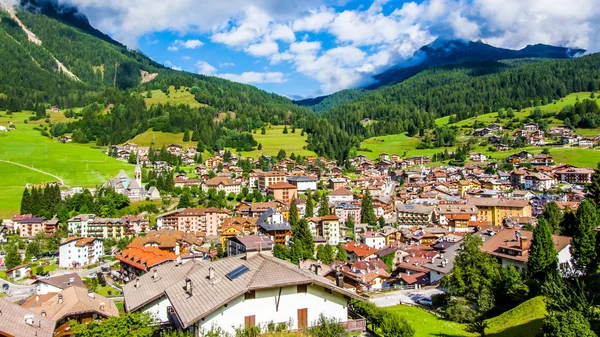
<box><xmin>369</xmin><ymin>287</ymin><xmax>444</xmax><ymax>307</ymax></box>
<box><xmin>0</xmin><ymin>278</ymin><xmax>35</xmax><ymax>302</ymax></box>
<box><xmin>50</xmin><ymin>259</ymin><xmax>120</xmax><ymax>278</ymax></box>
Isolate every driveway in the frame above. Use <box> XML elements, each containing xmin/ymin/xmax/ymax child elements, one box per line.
<box><xmin>0</xmin><ymin>278</ymin><xmax>35</xmax><ymax>302</ymax></box>
<box><xmin>51</xmin><ymin>260</ymin><xmax>119</xmax><ymax>278</ymax></box>
<box><xmin>369</xmin><ymin>287</ymin><xmax>444</xmax><ymax>307</ymax></box>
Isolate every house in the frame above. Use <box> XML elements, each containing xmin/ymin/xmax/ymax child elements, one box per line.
<box><xmin>422</xmin><ymin>241</ymin><xmax>461</xmax><ymax>283</ymax></box>
<box><xmin>129</xmin><ymin>229</ymin><xmax>203</xmax><ymax>254</ymax></box>
<box><xmin>156</xmin><ymin>208</ymin><xmax>231</xmax><ymax>237</ymax></box>
<box><xmin>524</xmin><ymin>173</ymin><xmax>554</xmax><ymax>191</ymax></box>
<box><xmin>333</xmin><ymin>202</ymin><xmax>361</xmax><ymax>226</ymax></box>
<box><xmin>469</xmin><ymin>152</ymin><xmax>487</xmax><ymax>162</ymax></box>
<box><xmin>578</xmin><ymin>138</ymin><xmax>594</xmax><ymax>148</ymax></box>
<box><xmin>555</xmin><ymin>167</ymin><xmax>594</xmax><ymax>184</ymax></box>
<box><xmin>531</xmin><ymin>154</ymin><xmax>554</xmax><ymax>166</ymax></box>
<box><xmin>328</xmin><ymin>178</ymin><xmax>347</xmax><ymax>191</ymax></box>
<box><xmin>203</xmin><ymin>177</ymin><xmax>241</xmax><ymax>195</ymax></box>
<box><xmin>333</xmin><ymin>259</ymin><xmax>390</xmax><ymax>292</ymax></box>
<box><xmin>523</xmin><ymin>123</ymin><xmax>539</xmax><ymax>131</ymax></box>
<box><xmin>220</xmin><ymin>217</ymin><xmax>260</xmax><ymax>247</ymax></box>
<box><xmin>122</xmin><ymin>254</ymin><xmax>364</xmax><ymax>334</ymax></box>
<box><xmin>21</xmin><ymin>286</ymin><xmax>119</xmax><ymax>336</ymax></box>
<box><xmin>307</xmin><ymin>216</ymin><xmax>341</xmax><ymax>245</ymax></box>
<box><xmin>395</xmin><ymin>203</ymin><xmax>434</xmax><ymax>227</ymax></box>
<box><xmin>116</xmin><ymin>246</ymin><xmax>177</xmax><ymax>279</ymax></box>
<box><xmin>343</xmin><ymin>242</ymin><xmax>379</xmax><ymax>262</ymax></box>
<box><xmin>467</xmin><ymin>198</ymin><xmax>532</xmax><ymax>226</ymax></box>
<box><xmin>17</xmin><ymin>216</ymin><xmax>47</xmax><ymax>238</ymax></box>
<box><xmin>473</xmin><ymin>128</ymin><xmax>493</xmax><ymax>137</ymax></box>
<box><xmin>33</xmin><ymin>273</ymin><xmax>85</xmax><ymax>295</ymax></box>
<box><xmin>434</xmin><ymin>204</ymin><xmax>478</xmax><ymax>232</ymax></box>
<box><xmin>88</xmin><ymin>217</ymin><xmax>130</xmax><ymax>239</ymax></box>
<box><xmin>0</xmin><ymin>224</ymin><xmax>7</xmax><ymax>243</ymax></box>
<box><xmin>360</xmin><ymin>232</ymin><xmax>386</xmax><ymax>249</ymax></box>
<box><xmin>228</xmin><ymin>235</ymin><xmax>274</xmax><ymax>256</ymax></box>
<box><xmin>267</xmin><ymin>182</ymin><xmax>298</xmax><ymax>202</ymax></box>
<box><xmin>256</xmin><ymin>208</ymin><xmax>292</xmax><ymax>246</ymax></box>
<box><xmin>480</xmin><ymin>229</ymin><xmax>572</xmax><ymax>272</ymax></box>
<box><xmin>6</xmin><ymin>263</ymin><xmax>31</xmax><ymax>279</ymax></box>
<box><xmin>258</xmin><ymin>171</ymin><xmax>287</xmax><ymax>191</ymax></box>
<box><xmin>58</xmin><ymin>237</ymin><xmax>104</xmax><ymax>268</ymax></box>
<box><xmin>286</xmin><ymin>176</ymin><xmax>318</xmax><ymax>193</ymax></box>
<box><xmin>0</xmin><ymin>298</ymin><xmax>55</xmax><ymax>337</ymax></box>
<box><xmin>67</xmin><ymin>214</ymin><xmax>96</xmax><ymax>237</ymax></box>
<box><xmin>328</xmin><ymin>187</ymin><xmax>354</xmax><ymax>203</ymax></box>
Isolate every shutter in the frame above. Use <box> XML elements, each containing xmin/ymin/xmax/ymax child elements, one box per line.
<box><xmin>244</xmin><ymin>315</ymin><xmax>256</xmax><ymax>328</ymax></box>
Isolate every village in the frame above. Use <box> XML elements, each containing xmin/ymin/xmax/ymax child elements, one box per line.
<box><xmin>0</xmin><ymin>127</ymin><xmax>593</xmax><ymax>337</ymax></box>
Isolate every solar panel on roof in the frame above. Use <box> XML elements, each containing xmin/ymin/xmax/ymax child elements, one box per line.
<box><xmin>405</xmin><ymin>204</ymin><xmax>414</xmax><ymax>209</ymax></box>
<box><xmin>226</xmin><ymin>265</ymin><xmax>249</xmax><ymax>280</ymax></box>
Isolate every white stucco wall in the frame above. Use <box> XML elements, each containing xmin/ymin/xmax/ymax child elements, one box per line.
<box><xmin>140</xmin><ymin>296</ymin><xmax>173</xmax><ymax>324</ymax></box>
<box><xmin>36</xmin><ymin>282</ymin><xmax>63</xmax><ymax>295</ymax></box>
<box><xmin>196</xmin><ymin>285</ymin><xmax>348</xmax><ymax>335</ymax></box>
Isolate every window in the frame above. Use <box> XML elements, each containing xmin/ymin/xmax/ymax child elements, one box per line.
<box><xmin>244</xmin><ymin>315</ymin><xmax>256</xmax><ymax>328</ymax></box>
<box><xmin>297</xmin><ymin>284</ymin><xmax>307</xmax><ymax>293</ymax></box>
<box><xmin>245</xmin><ymin>290</ymin><xmax>256</xmax><ymax>300</ymax></box>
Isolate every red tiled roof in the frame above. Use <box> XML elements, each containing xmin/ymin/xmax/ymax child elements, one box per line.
<box><xmin>116</xmin><ymin>247</ymin><xmax>177</xmax><ymax>272</ymax></box>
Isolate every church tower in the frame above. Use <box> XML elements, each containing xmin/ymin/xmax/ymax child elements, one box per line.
<box><xmin>134</xmin><ymin>156</ymin><xmax>142</xmax><ymax>187</ymax></box>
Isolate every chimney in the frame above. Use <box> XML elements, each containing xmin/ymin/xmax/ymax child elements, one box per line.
<box><xmin>99</xmin><ymin>302</ymin><xmax>105</xmax><ymax>311</ymax></box>
<box><xmin>35</xmin><ymin>296</ymin><xmax>39</xmax><ymax>305</ymax></box>
<box><xmin>69</xmin><ymin>277</ymin><xmax>74</xmax><ymax>283</ymax></box>
<box><xmin>88</xmin><ymin>290</ymin><xmax>95</xmax><ymax>299</ymax></box>
<box><xmin>335</xmin><ymin>272</ymin><xmax>344</xmax><ymax>288</ymax></box>
<box><xmin>41</xmin><ymin>310</ymin><xmax>46</xmax><ymax>317</ymax></box>
<box><xmin>185</xmin><ymin>277</ymin><xmax>193</xmax><ymax>296</ymax></box>
<box><xmin>208</xmin><ymin>267</ymin><xmax>215</xmax><ymax>281</ymax></box>
<box><xmin>135</xmin><ymin>278</ymin><xmax>140</xmax><ymax>289</ymax></box>
<box><xmin>175</xmin><ymin>242</ymin><xmax>180</xmax><ymax>256</ymax></box>
<box><xmin>24</xmin><ymin>314</ymin><xmax>35</xmax><ymax>326</ymax></box>
<box><xmin>519</xmin><ymin>236</ymin><xmax>528</xmax><ymax>250</ymax></box>
<box><xmin>58</xmin><ymin>294</ymin><xmax>63</xmax><ymax>304</ymax></box>
<box><xmin>152</xmin><ymin>269</ymin><xmax>158</xmax><ymax>280</ymax></box>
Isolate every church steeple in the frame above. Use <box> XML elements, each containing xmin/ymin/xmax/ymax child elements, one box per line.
<box><xmin>134</xmin><ymin>156</ymin><xmax>142</xmax><ymax>186</ymax></box>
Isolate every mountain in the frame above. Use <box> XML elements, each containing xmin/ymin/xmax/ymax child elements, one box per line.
<box><xmin>296</xmin><ymin>38</ymin><xmax>586</xmax><ymax>113</ymax></box>
<box><xmin>371</xmin><ymin>38</ymin><xmax>585</xmax><ymax>89</ymax></box>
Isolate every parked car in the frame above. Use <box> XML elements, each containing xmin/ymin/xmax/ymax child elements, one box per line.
<box><xmin>101</xmin><ymin>266</ymin><xmax>110</xmax><ymax>273</ymax></box>
<box><xmin>417</xmin><ymin>298</ymin><xmax>433</xmax><ymax>307</ymax></box>
<box><xmin>88</xmin><ymin>272</ymin><xmax>97</xmax><ymax>278</ymax></box>
<box><xmin>2</xmin><ymin>283</ymin><xmax>9</xmax><ymax>291</ymax></box>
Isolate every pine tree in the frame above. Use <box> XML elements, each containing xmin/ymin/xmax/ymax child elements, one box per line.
<box><xmin>335</xmin><ymin>243</ymin><xmax>348</xmax><ymax>262</ymax></box>
<box><xmin>586</xmin><ymin>163</ymin><xmax>600</xmax><ymax>206</ymax></box>
<box><xmin>4</xmin><ymin>243</ymin><xmax>22</xmax><ymax>270</ymax></box>
<box><xmin>378</xmin><ymin>216</ymin><xmax>386</xmax><ymax>228</ymax></box>
<box><xmin>291</xmin><ymin>126</ymin><xmax>296</xmax><ymax>133</ymax></box>
<box><xmin>283</xmin><ymin>126</ymin><xmax>288</xmax><ymax>134</ymax></box>
<box><xmin>290</xmin><ymin>219</ymin><xmax>314</xmax><ymax>262</ymax></box>
<box><xmin>542</xmin><ymin>201</ymin><xmax>564</xmax><ymax>234</ymax></box>
<box><xmin>361</xmin><ymin>190</ymin><xmax>377</xmax><ymax>226</ymax></box>
<box><xmin>305</xmin><ymin>189</ymin><xmax>314</xmax><ymax>218</ymax></box>
<box><xmin>527</xmin><ymin>218</ymin><xmax>557</xmax><ymax>281</ymax></box>
<box><xmin>323</xmin><ymin>244</ymin><xmax>334</xmax><ymax>264</ymax></box>
<box><xmin>318</xmin><ymin>193</ymin><xmax>330</xmax><ymax>216</ymax></box>
<box><xmin>20</xmin><ymin>188</ymin><xmax>32</xmax><ymax>214</ymax></box>
<box><xmin>183</xmin><ymin>130</ymin><xmax>190</xmax><ymax>142</ymax></box>
<box><xmin>258</xmin><ymin>143</ymin><xmax>262</xmax><ymax>150</ymax></box>
<box><xmin>288</xmin><ymin>198</ymin><xmax>299</xmax><ymax>229</ymax></box>
<box><xmin>572</xmin><ymin>199</ymin><xmax>598</xmax><ymax>274</ymax></box>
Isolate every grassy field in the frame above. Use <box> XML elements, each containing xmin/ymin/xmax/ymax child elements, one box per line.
<box><xmin>143</xmin><ymin>86</ymin><xmax>207</xmax><ymax>108</ymax></box>
<box><xmin>95</xmin><ymin>285</ymin><xmax>121</xmax><ymax>297</ymax></box>
<box><xmin>127</xmin><ymin>129</ymin><xmax>198</xmax><ymax>149</ymax></box>
<box><xmin>232</xmin><ymin>125</ymin><xmax>317</xmax><ymax>158</ymax></box>
<box><xmin>385</xmin><ymin>296</ymin><xmax>546</xmax><ymax>337</ymax></box>
<box><xmin>0</xmin><ymin>111</ymin><xmax>133</xmax><ymax>218</ymax></box>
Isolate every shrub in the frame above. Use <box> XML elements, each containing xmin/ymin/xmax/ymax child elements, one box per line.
<box><xmin>307</xmin><ymin>314</ymin><xmax>345</xmax><ymax>337</ymax></box>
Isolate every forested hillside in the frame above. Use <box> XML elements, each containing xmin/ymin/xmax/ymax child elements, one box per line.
<box><xmin>320</xmin><ymin>54</ymin><xmax>600</xmax><ymax>155</ymax></box>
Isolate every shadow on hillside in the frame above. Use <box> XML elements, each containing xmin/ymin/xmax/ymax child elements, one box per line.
<box><xmin>487</xmin><ymin>318</ymin><xmax>543</xmax><ymax>337</ymax></box>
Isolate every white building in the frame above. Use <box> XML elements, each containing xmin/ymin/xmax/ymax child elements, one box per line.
<box><xmin>360</xmin><ymin>232</ymin><xmax>386</xmax><ymax>249</ymax></box>
<box><xmin>67</xmin><ymin>214</ymin><xmax>96</xmax><ymax>237</ymax></box>
<box><xmin>33</xmin><ymin>273</ymin><xmax>85</xmax><ymax>295</ymax></box>
<box><xmin>58</xmin><ymin>237</ymin><xmax>104</xmax><ymax>268</ymax></box>
<box><xmin>286</xmin><ymin>176</ymin><xmax>318</xmax><ymax>193</ymax></box>
<box><xmin>123</xmin><ymin>254</ymin><xmax>364</xmax><ymax>334</ymax></box>
<box><xmin>327</xmin><ymin>188</ymin><xmax>354</xmax><ymax>203</ymax></box>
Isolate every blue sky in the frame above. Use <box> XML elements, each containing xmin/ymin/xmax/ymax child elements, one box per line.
<box><xmin>47</xmin><ymin>0</ymin><xmax>600</xmax><ymax>98</ymax></box>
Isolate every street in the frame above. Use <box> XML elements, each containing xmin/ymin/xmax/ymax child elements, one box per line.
<box><xmin>369</xmin><ymin>287</ymin><xmax>444</xmax><ymax>307</ymax></box>
<box><xmin>0</xmin><ymin>278</ymin><xmax>35</xmax><ymax>302</ymax></box>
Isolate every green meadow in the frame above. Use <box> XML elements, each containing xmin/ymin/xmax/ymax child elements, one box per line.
<box><xmin>232</xmin><ymin>125</ymin><xmax>317</xmax><ymax>159</ymax></box>
<box><xmin>0</xmin><ymin>111</ymin><xmax>132</xmax><ymax>218</ymax></box>
<box><xmin>143</xmin><ymin>86</ymin><xmax>207</xmax><ymax>108</ymax></box>
<box><xmin>386</xmin><ymin>296</ymin><xmax>546</xmax><ymax>337</ymax></box>
<box><xmin>128</xmin><ymin>129</ymin><xmax>198</xmax><ymax>149</ymax></box>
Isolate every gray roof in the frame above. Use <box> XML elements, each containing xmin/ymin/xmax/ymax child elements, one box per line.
<box><xmin>396</xmin><ymin>203</ymin><xmax>434</xmax><ymax>215</ymax></box>
<box><xmin>126</xmin><ymin>254</ymin><xmax>362</xmax><ymax>329</ymax></box>
<box><xmin>422</xmin><ymin>241</ymin><xmax>461</xmax><ymax>274</ymax></box>
<box><xmin>0</xmin><ymin>298</ymin><xmax>55</xmax><ymax>337</ymax></box>
<box><xmin>33</xmin><ymin>273</ymin><xmax>85</xmax><ymax>290</ymax></box>
<box><xmin>256</xmin><ymin>208</ymin><xmax>292</xmax><ymax>232</ymax></box>
<box><xmin>286</xmin><ymin>176</ymin><xmax>317</xmax><ymax>182</ymax></box>
<box><xmin>116</xmin><ymin>170</ymin><xmax>130</xmax><ymax>180</ymax></box>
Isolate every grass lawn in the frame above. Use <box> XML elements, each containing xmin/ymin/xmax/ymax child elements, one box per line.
<box><xmin>127</xmin><ymin>129</ymin><xmax>198</xmax><ymax>149</ymax></box>
<box><xmin>232</xmin><ymin>125</ymin><xmax>317</xmax><ymax>158</ymax></box>
<box><xmin>114</xmin><ymin>300</ymin><xmax>125</xmax><ymax>313</ymax></box>
<box><xmin>384</xmin><ymin>296</ymin><xmax>547</xmax><ymax>337</ymax></box>
<box><xmin>0</xmin><ymin>271</ymin><xmax>6</xmax><ymax>280</ymax></box>
<box><xmin>143</xmin><ymin>86</ymin><xmax>207</xmax><ymax>108</ymax></box>
<box><xmin>31</xmin><ymin>264</ymin><xmax>58</xmax><ymax>276</ymax></box>
<box><xmin>0</xmin><ymin>111</ymin><xmax>132</xmax><ymax>218</ymax></box>
<box><xmin>358</xmin><ymin>133</ymin><xmax>454</xmax><ymax>160</ymax></box>
<box><xmin>95</xmin><ymin>285</ymin><xmax>121</xmax><ymax>297</ymax></box>
<box><xmin>385</xmin><ymin>305</ymin><xmax>471</xmax><ymax>337</ymax></box>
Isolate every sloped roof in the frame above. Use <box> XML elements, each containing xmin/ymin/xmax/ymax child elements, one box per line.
<box><xmin>22</xmin><ymin>286</ymin><xmax>118</xmax><ymax>322</ymax></box>
<box><xmin>161</xmin><ymin>254</ymin><xmax>361</xmax><ymax>328</ymax></box>
<box><xmin>33</xmin><ymin>273</ymin><xmax>85</xmax><ymax>290</ymax></box>
<box><xmin>116</xmin><ymin>247</ymin><xmax>177</xmax><ymax>271</ymax></box>
<box><xmin>330</xmin><ymin>187</ymin><xmax>354</xmax><ymax>196</ymax></box>
<box><xmin>0</xmin><ymin>298</ymin><xmax>55</xmax><ymax>337</ymax></box>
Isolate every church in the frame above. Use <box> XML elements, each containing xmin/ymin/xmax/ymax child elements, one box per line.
<box><xmin>104</xmin><ymin>162</ymin><xmax>161</xmax><ymax>200</ymax></box>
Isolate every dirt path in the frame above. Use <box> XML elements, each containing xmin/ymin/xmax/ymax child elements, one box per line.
<box><xmin>0</xmin><ymin>159</ymin><xmax>65</xmax><ymax>186</ymax></box>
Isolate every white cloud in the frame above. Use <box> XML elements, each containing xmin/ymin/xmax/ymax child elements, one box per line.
<box><xmin>196</xmin><ymin>61</ymin><xmax>218</xmax><ymax>75</ymax></box>
<box><xmin>182</xmin><ymin>56</ymin><xmax>192</xmax><ymax>60</ymax></box>
<box><xmin>270</xmin><ymin>24</ymin><xmax>295</xmax><ymax>42</ymax></box>
<box><xmin>292</xmin><ymin>7</ymin><xmax>335</xmax><ymax>32</ymax></box>
<box><xmin>164</xmin><ymin>60</ymin><xmax>182</xmax><ymax>71</ymax></box>
<box><xmin>211</xmin><ymin>6</ymin><xmax>273</xmax><ymax>47</ymax></box>
<box><xmin>219</xmin><ymin>71</ymin><xmax>286</xmax><ymax>84</ymax></box>
<box><xmin>219</xmin><ymin>62</ymin><xmax>235</xmax><ymax>68</ymax></box>
<box><xmin>168</xmin><ymin>39</ymin><xmax>204</xmax><ymax>51</ymax></box>
<box><xmin>246</xmin><ymin>39</ymin><xmax>279</xmax><ymax>57</ymax></box>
